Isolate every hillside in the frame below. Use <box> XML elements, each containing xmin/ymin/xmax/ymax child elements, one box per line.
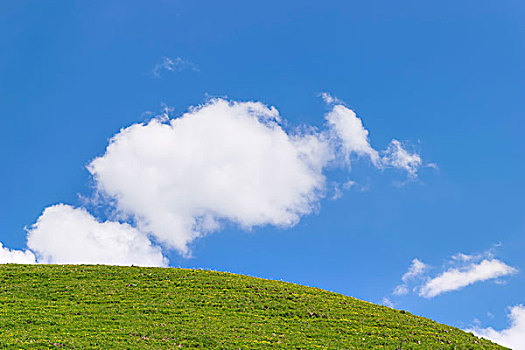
<box><xmin>0</xmin><ymin>265</ymin><xmax>504</xmax><ymax>349</ymax></box>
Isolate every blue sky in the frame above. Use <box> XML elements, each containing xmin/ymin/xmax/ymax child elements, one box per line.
<box><xmin>2</xmin><ymin>1</ymin><xmax>525</xmax><ymax>346</ymax></box>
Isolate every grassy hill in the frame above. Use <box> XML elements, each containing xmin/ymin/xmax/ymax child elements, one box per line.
<box><xmin>0</xmin><ymin>265</ymin><xmax>504</xmax><ymax>349</ymax></box>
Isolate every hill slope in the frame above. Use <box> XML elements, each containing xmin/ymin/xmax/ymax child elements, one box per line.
<box><xmin>0</xmin><ymin>265</ymin><xmax>504</xmax><ymax>349</ymax></box>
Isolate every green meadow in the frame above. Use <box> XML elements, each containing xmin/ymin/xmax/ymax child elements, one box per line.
<box><xmin>0</xmin><ymin>264</ymin><xmax>504</xmax><ymax>349</ymax></box>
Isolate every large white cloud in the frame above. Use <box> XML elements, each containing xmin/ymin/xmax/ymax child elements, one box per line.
<box><xmin>87</xmin><ymin>99</ymin><xmax>333</xmax><ymax>256</ymax></box>
<box><xmin>0</xmin><ymin>242</ymin><xmax>36</xmax><ymax>264</ymax></box>
<box><xmin>26</xmin><ymin>204</ymin><xmax>167</xmax><ymax>266</ymax></box>
<box><xmin>418</xmin><ymin>259</ymin><xmax>517</xmax><ymax>298</ymax></box>
<box><xmin>0</xmin><ymin>96</ymin><xmax>426</xmax><ymax>266</ymax></box>
<box><xmin>87</xmin><ymin>100</ymin><xmax>331</xmax><ymax>255</ymax></box>
<box><xmin>87</xmin><ymin>98</ymin><xmax>422</xmax><ymax>257</ymax></box>
<box><xmin>468</xmin><ymin>305</ymin><xmax>525</xmax><ymax>350</ymax></box>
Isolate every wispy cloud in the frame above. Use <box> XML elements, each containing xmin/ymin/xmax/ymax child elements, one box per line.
<box><xmin>390</xmin><ymin>249</ymin><xmax>517</xmax><ymax>299</ymax></box>
<box><xmin>393</xmin><ymin>258</ymin><xmax>427</xmax><ymax>295</ymax></box>
<box><xmin>152</xmin><ymin>56</ymin><xmax>199</xmax><ymax>77</ymax></box>
<box><xmin>323</xmin><ymin>92</ymin><xmax>426</xmax><ymax>178</ymax></box>
<box><xmin>467</xmin><ymin>305</ymin><xmax>525</xmax><ymax>350</ymax></box>
<box><xmin>381</xmin><ymin>140</ymin><xmax>422</xmax><ymax>178</ymax></box>
<box><xmin>382</xmin><ymin>297</ymin><xmax>395</xmax><ymax>308</ymax></box>
<box><xmin>418</xmin><ymin>258</ymin><xmax>517</xmax><ymax>298</ymax></box>
<box><xmin>330</xmin><ymin>180</ymin><xmax>357</xmax><ymax>200</ymax></box>
<box><xmin>320</xmin><ymin>92</ymin><xmax>344</xmax><ymax>105</ymax></box>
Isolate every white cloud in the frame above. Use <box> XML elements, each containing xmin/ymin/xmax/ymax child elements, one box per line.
<box><xmin>152</xmin><ymin>56</ymin><xmax>199</xmax><ymax>77</ymax></box>
<box><xmin>468</xmin><ymin>305</ymin><xmax>525</xmax><ymax>350</ymax></box>
<box><xmin>391</xmin><ymin>251</ymin><xmax>516</xmax><ymax>299</ymax></box>
<box><xmin>320</xmin><ymin>92</ymin><xmax>343</xmax><ymax>105</ymax></box>
<box><xmin>325</xmin><ymin>104</ymin><xmax>380</xmax><ymax>165</ymax></box>
<box><xmin>322</xmin><ymin>94</ymin><xmax>423</xmax><ymax>178</ymax></box>
<box><xmin>26</xmin><ymin>204</ymin><xmax>167</xmax><ymax>267</ymax></box>
<box><xmin>393</xmin><ymin>285</ymin><xmax>409</xmax><ymax>296</ymax></box>
<box><xmin>452</xmin><ymin>252</ymin><xmax>477</xmax><ymax>262</ymax></box>
<box><xmin>382</xmin><ymin>297</ymin><xmax>394</xmax><ymax>308</ymax></box>
<box><xmin>331</xmin><ymin>183</ymin><xmax>344</xmax><ymax>200</ymax></box>
<box><xmin>330</xmin><ymin>180</ymin><xmax>357</xmax><ymax>200</ymax></box>
<box><xmin>0</xmin><ymin>242</ymin><xmax>35</xmax><ymax>264</ymax></box>
<box><xmin>382</xmin><ymin>140</ymin><xmax>422</xmax><ymax>177</ymax></box>
<box><xmin>393</xmin><ymin>258</ymin><xmax>426</xmax><ymax>295</ymax></box>
<box><xmin>87</xmin><ymin>97</ymin><xmax>427</xmax><ymax>257</ymax></box>
<box><xmin>88</xmin><ymin>99</ymin><xmax>334</xmax><ymax>256</ymax></box>
<box><xmin>0</xmin><ymin>95</ymin><xmax>427</xmax><ymax>265</ymax></box>
<box><xmin>343</xmin><ymin>180</ymin><xmax>356</xmax><ymax>189</ymax></box>
<box><xmin>402</xmin><ymin>258</ymin><xmax>427</xmax><ymax>282</ymax></box>
<box><xmin>418</xmin><ymin>259</ymin><xmax>517</xmax><ymax>298</ymax></box>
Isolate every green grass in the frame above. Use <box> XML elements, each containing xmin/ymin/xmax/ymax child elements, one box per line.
<box><xmin>0</xmin><ymin>265</ymin><xmax>504</xmax><ymax>349</ymax></box>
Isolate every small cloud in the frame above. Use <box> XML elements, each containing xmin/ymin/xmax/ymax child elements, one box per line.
<box><xmin>451</xmin><ymin>252</ymin><xmax>476</xmax><ymax>262</ymax></box>
<box><xmin>382</xmin><ymin>297</ymin><xmax>394</xmax><ymax>308</ymax></box>
<box><xmin>139</xmin><ymin>103</ymin><xmax>175</xmax><ymax>123</ymax></box>
<box><xmin>390</xmin><ymin>249</ymin><xmax>516</xmax><ymax>299</ymax></box>
<box><xmin>26</xmin><ymin>204</ymin><xmax>167</xmax><ymax>267</ymax></box>
<box><xmin>325</xmin><ymin>103</ymin><xmax>380</xmax><ymax>166</ymax></box>
<box><xmin>330</xmin><ymin>180</ymin><xmax>358</xmax><ymax>200</ymax></box>
<box><xmin>467</xmin><ymin>305</ymin><xmax>525</xmax><ymax>350</ymax></box>
<box><xmin>331</xmin><ymin>183</ymin><xmax>344</xmax><ymax>200</ymax></box>
<box><xmin>152</xmin><ymin>56</ymin><xmax>199</xmax><ymax>77</ymax></box>
<box><xmin>343</xmin><ymin>180</ymin><xmax>357</xmax><ymax>190</ymax></box>
<box><xmin>320</xmin><ymin>92</ymin><xmax>344</xmax><ymax>105</ymax></box>
<box><xmin>393</xmin><ymin>285</ymin><xmax>409</xmax><ymax>296</ymax></box>
<box><xmin>381</xmin><ymin>140</ymin><xmax>422</xmax><ymax>178</ymax></box>
<box><xmin>158</xmin><ymin>103</ymin><xmax>175</xmax><ymax>122</ymax></box>
<box><xmin>0</xmin><ymin>242</ymin><xmax>35</xmax><ymax>264</ymax></box>
<box><xmin>322</xmin><ymin>93</ymin><xmax>429</xmax><ymax>178</ymax></box>
<box><xmin>418</xmin><ymin>258</ymin><xmax>517</xmax><ymax>298</ymax></box>
<box><xmin>393</xmin><ymin>258</ymin><xmax>427</xmax><ymax>295</ymax></box>
<box><xmin>401</xmin><ymin>258</ymin><xmax>427</xmax><ymax>282</ymax></box>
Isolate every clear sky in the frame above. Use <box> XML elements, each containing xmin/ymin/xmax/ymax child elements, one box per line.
<box><xmin>2</xmin><ymin>1</ymin><xmax>525</xmax><ymax>346</ymax></box>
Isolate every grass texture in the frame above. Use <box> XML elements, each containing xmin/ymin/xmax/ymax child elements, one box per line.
<box><xmin>0</xmin><ymin>264</ymin><xmax>505</xmax><ymax>349</ymax></box>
